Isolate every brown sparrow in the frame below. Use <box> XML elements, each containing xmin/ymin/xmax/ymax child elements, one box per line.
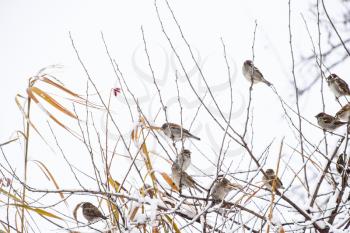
<box><xmin>141</xmin><ymin>184</ymin><xmax>155</xmax><ymax>198</ymax></box>
<box><xmin>335</xmin><ymin>103</ymin><xmax>350</xmax><ymax>122</ymax></box>
<box><xmin>326</xmin><ymin>74</ymin><xmax>350</xmax><ymax>98</ymax></box>
<box><xmin>175</xmin><ymin>149</ymin><xmax>191</xmax><ymax>171</ymax></box>
<box><xmin>336</xmin><ymin>153</ymin><xmax>350</xmax><ymax>175</ymax></box>
<box><xmin>161</xmin><ymin>123</ymin><xmax>200</xmax><ymax>141</ymax></box>
<box><xmin>242</xmin><ymin>60</ymin><xmax>271</xmax><ymax>86</ymax></box>
<box><xmin>81</xmin><ymin>202</ymin><xmax>107</xmax><ymax>222</ymax></box>
<box><xmin>262</xmin><ymin>169</ymin><xmax>284</xmax><ymax>190</ymax></box>
<box><xmin>210</xmin><ymin>177</ymin><xmax>239</xmax><ymax>201</ymax></box>
<box><xmin>315</xmin><ymin>112</ymin><xmax>346</xmax><ymax>131</ymax></box>
<box><xmin>171</xmin><ymin>163</ymin><xmax>202</xmax><ymax>193</ymax></box>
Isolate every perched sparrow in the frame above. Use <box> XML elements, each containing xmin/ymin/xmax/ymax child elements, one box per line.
<box><xmin>210</xmin><ymin>177</ymin><xmax>239</xmax><ymax>201</ymax></box>
<box><xmin>81</xmin><ymin>202</ymin><xmax>107</xmax><ymax>222</ymax></box>
<box><xmin>336</xmin><ymin>153</ymin><xmax>350</xmax><ymax>175</ymax></box>
<box><xmin>315</xmin><ymin>112</ymin><xmax>346</xmax><ymax>131</ymax></box>
<box><xmin>161</xmin><ymin>123</ymin><xmax>200</xmax><ymax>141</ymax></box>
<box><xmin>335</xmin><ymin>103</ymin><xmax>350</xmax><ymax>122</ymax></box>
<box><xmin>262</xmin><ymin>169</ymin><xmax>284</xmax><ymax>190</ymax></box>
<box><xmin>171</xmin><ymin>163</ymin><xmax>202</xmax><ymax>193</ymax></box>
<box><xmin>175</xmin><ymin>149</ymin><xmax>191</xmax><ymax>171</ymax></box>
<box><xmin>141</xmin><ymin>184</ymin><xmax>155</xmax><ymax>198</ymax></box>
<box><xmin>326</xmin><ymin>74</ymin><xmax>350</xmax><ymax>98</ymax></box>
<box><xmin>242</xmin><ymin>60</ymin><xmax>271</xmax><ymax>86</ymax></box>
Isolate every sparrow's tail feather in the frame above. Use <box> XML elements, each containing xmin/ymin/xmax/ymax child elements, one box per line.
<box><xmin>262</xmin><ymin>79</ymin><xmax>272</xmax><ymax>86</ymax></box>
<box><xmin>336</xmin><ymin>121</ymin><xmax>347</xmax><ymax>126</ymax></box>
<box><xmin>189</xmin><ymin>134</ymin><xmax>201</xmax><ymax>140</ymax></box>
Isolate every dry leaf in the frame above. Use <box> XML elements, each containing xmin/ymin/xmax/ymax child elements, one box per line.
<box><xmin>161</xmin><ymin>173</ymin><xmax>179</xmax><ymax>192</ymax></box>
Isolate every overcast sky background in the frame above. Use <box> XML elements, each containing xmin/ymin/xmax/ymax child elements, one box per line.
<box><xmin>0</xmin><ymin>0</ymin><xmax>349</xmax><ymax>231</ymax></box>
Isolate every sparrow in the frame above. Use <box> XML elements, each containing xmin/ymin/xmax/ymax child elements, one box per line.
<box><xmin>326</xmin><ymin>74</ymin><xmax>350</xmax><ymax>98</ymax></box>
<box><xmin>175</xmin><ymin>149</ymin><xmax>191</xmax><ymax>171</ymax></box>
<box><xmin>262</xmin><ymin>169</ymin><xmax>284</xmax><ymax>190</ymax></box>
<box><xmin>81</xmin><ymin>202</ymin><xmax>107</xmax><ymax>222</ymax></box>
<box><xmin>171</xmin><ymin>163</ymin><xmax>203</xmax><ymax>193</ymax></box>
<box><xmin>315</xmin><ymin>112</ymin><xmax>346</xmax><ymax>131</ymax></box>
<box><xmin>210</xmin><ymin>177</ymin><xmax>240</xmax><ymax>201</ymax></box>
<box><xmin>335</xmin><ymin>103</ymin><xmax>350</xmax><ymax>122</ymax></box>
<box><xmin>141</xmin><ymin>184</ymin><xmax>155</xmax><ymax>198</ymax></box>
<box><xmin>336</xmin><ymin>153</ymin><xmax>350</xmax><ymax>175</ymax></box>
<box><xmin>242</xmin><ymin>60</ymin><xmax>271</xmax><ymax>86</ymax></box>
<box><xmin>161</xmin><ymin>123</ymin><xmax>200</xmax><ymax>141</ymax></box>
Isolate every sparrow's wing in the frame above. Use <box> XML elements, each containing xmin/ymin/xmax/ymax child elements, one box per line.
<box><xmin>84</xmin><ymin>207</ymin><xmax>97</xmax><ymax>218</ymax></box>
<box><xmin>187</xmin><ymin>176</ymin><xmax>203</xmax><ymax>193</ymax></box>
<box><xmin>268</xmin><ymin>176</ymin><xmax>283</xmax><ymax>189</ymax></box>
<box><xmin>251</xmin><ymin>65</ymin><xmax>272</xmax><ymax>86</ymax></box>
<box><xmin>184</xmin><ymin>173</ymin><xmax>201</xmax><ymax>189</ymax></box>
<box><xmin>276</xmin><ymin>177</ymin><xmax>284</xmax><ymax>189</ymax></box>
<box><xmin>335</xmin><ymin>78</ymin><xmax>350</xmax><ymax>94</ymax></box>
<box><xmin>95</xmin><ymin>209</ymin><xmax>107</xmax><ymax>219</ymax></box>
<box><xmin>168</xmin><ymin>124</ymin><xmax>200</xmax><ymax>140</ymax></box>
<box><xmin>322</xmin><ymin>118</ymin><xmax>332</xmax><ymax>124</ymax></box>
<box><xmin>168</xmin><ymin>123</ymin><xmax>190</xmax><ymax>135</ymax></box>
<box><xmin>178</xmin><ymin>127</ymin><xmax>201</xmax><ymax>140</ymax></box>
<box><xmin>251</xmin><ymin>65</ymin><xmax>264</xmax><ymax>78</ymax></box>
<box><xmin>183</xmin><ymin>172</ymin><xmax>195</xmax><ymax>185</ymax></box>
<box><xmin>266</xmin><ymin>176</ymin><xmax>274</xmax><ymax>186</ymax></box>
<box><xmin>336</xmin><ymin>104</ymin><xmax>350</xmax><ymax>117</ymax></box>
<box><xmin>172</xmin><ymin>126</ymin><xmax>191</xmax><ymax>136</ymax></box>
<box><xmin>337</xmin><ymin>154</ymin><xmax>345</xmax><ymax>174</ymax></box>
<box><xmin>181</xmin><ymin>128</ymin><xmax>190</xmax><ymax>134</ymax></box>
<box><xmin>88</xmin><ymin>206</ymin><xmax>106</xmax><ymax>219</ymax></box>
<box><xmin>322</xmin><ymin>115</ymin><xmax>335</xmax><ymax>124</ymax></box>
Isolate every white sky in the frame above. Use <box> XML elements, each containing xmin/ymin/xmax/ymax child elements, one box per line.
<box><xmin>0</xmin><ymin>0</ymin><xmax>349</xmax><ymax>231</ymax></box>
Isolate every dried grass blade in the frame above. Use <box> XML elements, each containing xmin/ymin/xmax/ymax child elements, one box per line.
<box><xmin>32</xmin><ymin>160</ymin><xmax>67</xmax><ymax>206</ymax></box>
<box><xmin>12</xmin><ymin>204</ymin><xmax>62</xmax><ymax>220</ymax></box>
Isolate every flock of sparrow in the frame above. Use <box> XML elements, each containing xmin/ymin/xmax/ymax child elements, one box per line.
<box><xmin>79</xmin><ymin>60</ymin><xmax>348</xmax><ymax>224</ymax></box>
<box><xmin>164</xmin><ymin>122</ymin><xmax>284</xmax><ymax>196</ymax></box>
<box><xmin>243</xmin><ymin>59</ymin><xmax>350</xmax><ymax>133</ymax></box>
